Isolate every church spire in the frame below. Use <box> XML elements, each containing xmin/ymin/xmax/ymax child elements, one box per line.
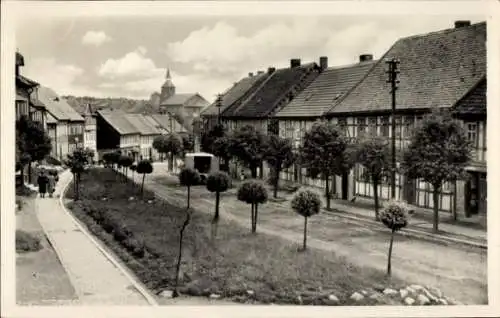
<box><xmin>166</xmin><ymin>68</ymin><xmax>171</xmax><ymax>79</ymax></box>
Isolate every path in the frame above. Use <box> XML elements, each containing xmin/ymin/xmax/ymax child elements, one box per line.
<box><xmin>129</xmin><ymin>165</ymin><xmax>487</xmax><ymax>305</ymax></box>
<box><xmin>35</xmin><ymin>170</ymin><xmax>155</xmax><ymax>305</ymax></box>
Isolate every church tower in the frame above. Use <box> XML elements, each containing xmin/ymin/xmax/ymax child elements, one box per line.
<box><xmin>160</xmin><ymin>68</ymin><xmax>176</xmax><ymax>102</ymax></box>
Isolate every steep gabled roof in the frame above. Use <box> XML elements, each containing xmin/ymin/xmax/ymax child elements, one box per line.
<box><xmin>453</xmin><ymin>77</ymin><xmax>486</xmax><ymax>116</ymax></box>
<box><xmin>201</xmin><ymin>73</ymin><xmax>269</xmax><ymax>117</ymax></box>
<box><xmin>152</xmin><ymin>114</ymin><xmax>188</xmax><ymax>133</ymax></box>
<box><xmin>328</xmin><ymin>22</ymin><xmax>486</xmax><ymax>115</ymax></box>
<box><xmin>276</xmin><ymin>60</ymin><xmax>377</xmax><ymax>118</ymax></box>
<box><xmin>38</xmin><ymin>86</ymin><xmax>84</xmax><ymax>122</ymax></box>
<box><xmin>16</xmin><ymin>75</ymin><xmax>39</xmax><ymax>88</ymax></box>
<box><xmin>97</xmin><ymin>109</ymin><xmax>140</xmax><ymax>135</ymax></box>
<box><xmin>124</xmin><ymin>114</ymin><xmax>162</xmax><ymax>135</ymax></box>
<box><xmin>143</xmin><ymin>115</ymin><xmax>166</xmax><ymax>131</ymax></box>
<box><xmin>224</xmin><ymin>63</ymin><xmax>319</xmax><ymax>118</ymax></box>
<box><xmin>160</xmin><ymin>93</ymin><xmax>196</xmax><ymax>106</ymax></box>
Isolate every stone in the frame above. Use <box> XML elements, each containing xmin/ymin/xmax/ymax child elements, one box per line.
<box><xmin>159</xmin><ymin>290</ymin><xmax>173</xmax><ymax>298</ymax></box>
<box><xmin>328</xmin><ymin>294</ymin><xmax>339</xmax><ymax>302</ymax></box>
<box><xmin>101</xmin><ymin>197</ymin><xmax>107</xmax><ymax>201</ymax></box>
<box><xmin>438</xmin><ymin>298</ymin><xmax>448</xmax><ymax>305</ymax></box>
<box><xmin>209</xmin><ymin>293</ymin><xmax>221</xmax><ymax>299</ymax></box>
<box><xmin>369</xmin><ymin>293</ymin><xmax>380</xmax><ymax>300</ymax></box>
<box><xmin>428</xmin><ymin>286</ymin><xmax>444</xmax><ymax>298</ymax></box>
<box><xmin>383</xmin><ymin>288</ymin><xmax>399</xmax><ymax>296</ymax></box>
<box><xmin>148</xmin><ymin>200</ymin><xmax>153</xmax><ymax>204</ymax></box>
<box><xmin>129</xmin><ymin>196</ymin><xmax>135</xmax><ymax>201</ymax></box>
<box><xmin>406</xmin><ymin>286</ymin><xmax>417</xmax><ymax>294</ymax></box>
<box><xmin>400</xmin><ymin>289</ymin><xmax>409</xmax><ymax>299</ymax></box>
<box><xmin>246</xmin><ymin>290</ymin><xmax>255</xmax><ymax>296</ymax></box>
<box><xmin>410</xmin><ymin>284</ymin><xmax>424</xmax><ymax>291</ymax></box>
<box><xmin>361</xmin><ymin>290</ymin><xmax>368</xmax><ymax>296</ymax></box>
<box><xmin>422</xmin><ymin>288</ymin><xmax>438</xmax><ymax>303</ymax></box>
<box><xmin>350</xmin><ymin>292</ymin><xmax>364</xmax><ymax>301</ymax></box>
<box><xmin>296</xmin><ymin>295</ymin><xmax>303</xmax><ymax>304</ymax></box>
<box><xmin>417</xmin><ymin>294</ymin><xmax>430</xmax><ymax>305</ymax></box>
<box><xmin>404</xmin><ymin>297</ymin><xmax>415</xmax><ymax>305</ymax></box>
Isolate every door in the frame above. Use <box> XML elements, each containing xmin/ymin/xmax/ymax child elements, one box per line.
<box><xmin>478</xmin><ymin>173</ymin><xmax>487</xmax><ymax>214</ymax></box>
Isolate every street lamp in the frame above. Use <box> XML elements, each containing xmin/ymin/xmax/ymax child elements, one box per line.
<box><xmin>216</xmin><ymin>94</ymin><xmax>223</xmax><ymax>126</ymax></box>
<box><xmin>385</xmin><ymin>57</ymin><xmax>400</xmax><ymax>199</ymax></box>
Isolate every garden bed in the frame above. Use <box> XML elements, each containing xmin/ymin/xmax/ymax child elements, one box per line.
<box><xmin>65</xmin><ymin>168</ymin><xmax>414</xmax><ymax>305</ymax></box>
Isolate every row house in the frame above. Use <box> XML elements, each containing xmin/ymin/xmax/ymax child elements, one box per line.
<box><xmin>15</xmin><ymin>52</ymin><xmax>47</xmax><ymax>128</ymax></box>
<box><xmin>222</xmin><ymin>58</ymin><xmax>323</xmax><ymax>135</ymax></box>
<box><xmin>201</xmin><ymin>71</ymin><xmax>269</xmax><ymax>131</ymax></box>
<box><xmin>37</xmin><ymin>86</ymin><xmax>85</xmax><ymax>161</ymax></box>
<box><xmin>124</xmin><ymin>114</ymin><xmax>162</xmax><ymax>160</ymax></box>
<box><xmin>275</xmin><ymin>54</ymin><xmax>376</xmax><ymax>199</ymax></box>
<box><xmin>81</xmin><ymin>103</ymin><xmax>98</xmax><ymax>161</ymax></box>
<box><xmin>96</xmin><ymin>110</ymin><xmax>141</xmax><ymax>160</ymax></box>
<box><xmin>322</xmin><ymin>20</ymin><xmax>486</xmax><ymax>218</ymax></box>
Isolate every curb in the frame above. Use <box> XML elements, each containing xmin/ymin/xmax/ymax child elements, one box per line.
<box><xmin>58</xmin><ymin>170</ymin><xmax>159</xmax><ymax>306</ymax></box>
<box><xmin>325</xmin><ymin>208</ymin><xmax>487</xmax><ymax>249</ymax></box>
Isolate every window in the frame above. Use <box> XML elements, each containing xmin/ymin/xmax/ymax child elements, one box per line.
<box><xmin>356</xmin><ymin>117</ymin><xmax>366</xmax><ymax>137</ymax></box>
<box><xmin>403</xmin><ymin>116</ymin><xmax>414</xmax><ymax>138</ymax></box>
<box><xmin>368</xmin><ymin>117</ymin><xmax>377</xmax><ymax>136</ymax></box>
<box><xmin>467</xmin><ymin>123</ymin><xmax>478</xmax><ymax>147</ymax></box>
<box><xmin>338</xmin><ymin>118</ymin><xmax>347</xmax><ymax>135</ymax></box>
<box><xmin>381</xmin><ymin>116</ymin><xmax>390</xmax><ymax>137</ymax></box>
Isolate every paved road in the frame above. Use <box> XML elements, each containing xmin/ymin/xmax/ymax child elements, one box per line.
<box><xmin>130</xmin><ymin>164</ymin><xmax>488</xmax><ymax>305</ymax></box>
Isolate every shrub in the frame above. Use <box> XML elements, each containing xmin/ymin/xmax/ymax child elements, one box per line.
<box><xmin>101</xmin><ymin>217</ymin><xmax>116</xmax><ymax>233</ymax></box>
<box><xmin>113</xmin><ymin>223</ymin><xmax>132</xmax><ymax>242</ymax></box>
<box><xmin>16</xmin><ymin>230</ymin><xmax>42</xmax><ymax>253</ymax></box>
<box><xmin>291</xmin><ymin>190</ymin><xmax>322</xmax><ymax>250</ymax></box>
<box><xmin>237</xmin><ymin>181</ymin><xmax>268</xmax><ymax>233</ymax></box>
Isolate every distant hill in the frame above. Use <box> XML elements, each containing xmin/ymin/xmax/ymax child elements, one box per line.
<box><xmin>63</xmin><ymin>95</ymin><xmax>156</xmax><ymax>115</ymax></box>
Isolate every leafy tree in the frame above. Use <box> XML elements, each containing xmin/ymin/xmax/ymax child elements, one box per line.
<box><xmin>66</xmin><ymin>148</ymin><xmax>90</xmax><ymax>200</ymax></box>
<box><xmin>212</xmin><ymin>135</ymin><xmax>232</xmax><ymax>172</ymax></box>
<box><xmin>230</xmin><ymin>125</ymin><xmax>267</xmax><ymax>179</ymax></box>
<box><xmin>379</xmin><ymin>200</ymin><xmax>409</xmax><ymax>276</ymax></box>
<box><xmin>118</xmin><ymin>155</ymin><xmax>134</xmax><ymax>181</ymax></box>
<box><xmin>402</xmin><ymin>111</ymin><xmax>471</xmax><ymax>232</ymax></box>
<box><xmin>164</xmin><ymin>133</ymin><xmax>184</xmax><ymax>172</ymax></box>
<box><xmin>291</xmin><ymin>190</ymin><xmax>321</xmax><ymax>250</ymax></box>
<box><xmin>173</xmin><ymin>168</ymin><xmax>201</xmax><ymax>298</ymax></box>
<box><xmin>201</xmin><ymin>124</ymin><xmax>225</xmax><ymax>153</ymax></box>
<box><xmin>237</xmin><ymin>181</ymin><xmax>268</xmax><ymax>233</ymax></box>
<box><xmin>264</xmin><ymin>135</ymin><xmax>295</xmax><ymax>198</ymax></box>
<box><xmin>16</xmin><ymin>115</ymin><xmax>52</xmax><ymax>184</ymax></box>
<box><xmin>180</xmin><ymin>133</ymin><xmax>194</xmax><ymax>155</ymax></box>
<box><xmin>356</xmin><ymin>137</ymin><xmax>391</xmax><ymax>220</ymax></box>
<box><xmin>206</xmin><ymin>171</ymin><xmax>230</xmax><ymax>239</ymax></box>
<box><xmin>153</xmin><ymin>135</ymin><xmax>168</xmax><ymax>161</ymax></box>
<box><xmin>136</xmin><ymin>160</ymin><xmax>153</xmax><ymax>197</ymax></box>
<box><xmin>300</xmin><ymin>121</ymin><xmax>354</xmax><ymax>210</ymax></box>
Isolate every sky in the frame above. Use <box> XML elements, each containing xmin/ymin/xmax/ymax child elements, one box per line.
<box><xmin>16</xmin><ymin>14</ymin><xmax>484</xmax><ymax>104</ymax></box>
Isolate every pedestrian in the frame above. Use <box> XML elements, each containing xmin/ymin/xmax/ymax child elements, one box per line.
<box><xmin>37</xmin><ymin>170</ymin><xmax>49</xmax><ymax>198</ymax></box>
<box><xmin>47</xmin><ymin>172</ymin><xmax>56</xmax><ymax>198</ymax></box>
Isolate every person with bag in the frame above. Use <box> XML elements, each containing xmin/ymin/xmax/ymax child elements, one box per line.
<box><xmin>47</xmin><ymin>172</ymin><xmax>56</xmax><ymax>198</ymax></box>
<box><xmin>37</xmin><ymin>170</ymin><xmax>49</xmax><ymax>198</ymax></box>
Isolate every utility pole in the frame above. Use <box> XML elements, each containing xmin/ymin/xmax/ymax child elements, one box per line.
<box><xmin>385</xmin><ymin>58</ymin><xmax>400</xmax><ymax>199</ymax></box>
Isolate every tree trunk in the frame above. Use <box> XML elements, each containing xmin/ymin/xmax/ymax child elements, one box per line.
<box><xmin>387</xmin><ymin>227</ymin><xmax>395</xmax><ymax>276</ymax></box>
<box><xmin>20</xmin><ymin>165</ymin><xmax>25</xmax><ymax>186</ymax></box>
<box><xmin>174</xmin><ymin>209</ymin><xmax>191</xmax><ymax>298</ymax></box>
<box><xmin>273</xmin><ymin>167</ymin><xmax>279</xmax><ymax>199</ymax></box>
<box><xmin>303</xmin><ymin>216</ymin><xmax>308</xmax><ymax>250</ymax></box>
<box><xmin>213</xmin><ymin>192</ymin><xmax>220</xmax><ymax>223</ymax></box>
<box><xmin>141</xmin><ymin>174</ymin><xmax>145</xmax><ymax>197</ymax></box>
<box><xmin>325</xmin><ymin>175</ymin><xmax>331</xmax><ymax>210</ymax></box>
<box><xmin>253</xmin><ymin>204</ymin><xmax>258</xmax><ymax>233</ymax></box>
<box><xmin>170</xmin><ymin>153</ymin><xmax>174</xmax><ymax>172</ymax></box>
<box><xmin>432</xmin><ymin>186</ymin><xmax>440</xmax><ymax>233</ymax></box>
<box><xmin>28</xmin><ymin>161</ymin><xmax>32</xmax><ymax>184</ymax></box>
<box><xmin>373</xmin><ymin>177</ymin><xmax>380</xmax><ymax>221</ymax></box>
<box><xmin>251</xmin><ymin>166</ymin><xmax>257</xmax><ymax>179</ymax></box>
<box><xmin>250</xmin><ymin>203</ymin><xmax>255</xmax><ymax>233</ymax></box>
<box><xmin>187</xmin><ymin>186</ymin><xmax>191</xmax><ymax>209</ymax></box>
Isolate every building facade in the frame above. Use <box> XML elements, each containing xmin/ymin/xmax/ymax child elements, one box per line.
<box><xmin>82</xmin><ymin>103</ymin><xmax>98</xmax><ymax>161</ymax></box>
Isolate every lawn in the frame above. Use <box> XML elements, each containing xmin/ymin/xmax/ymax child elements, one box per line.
<box><xmin>65</xmin><ymin>167</ymin><xmax>412</xmax><ymax>305</ymax></box>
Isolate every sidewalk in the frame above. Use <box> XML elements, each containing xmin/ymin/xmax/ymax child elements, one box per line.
<box><xmin>33</xmin><ymin>170</ymin><xmax>155</xmax><ymax>305</ymax></box>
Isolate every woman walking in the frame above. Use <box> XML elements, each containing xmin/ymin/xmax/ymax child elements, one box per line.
<box><xmin>37</xmin><ymin>170</ymin><xmax>49</xmax><ymax>198</ymax></box>
<box><xmin>47</xmin><ymin>172</ymin><xmax>56</xmax><ymax>198</ymax></box>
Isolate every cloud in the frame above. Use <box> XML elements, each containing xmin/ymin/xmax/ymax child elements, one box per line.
<box><xmin>98</xmin><ymin>47</ymin><xmax>161</xmax><ymax>80</ymax></box>
<box><xmin>82</xmin><ymin>30</ymin><xmax>112</xmax><ymax>46</ymax></box>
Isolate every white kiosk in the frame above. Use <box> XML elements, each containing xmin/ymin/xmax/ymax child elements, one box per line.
<box><xmin>184</xmin><ymin>152</ymin><xmax>219</xmax><ymax>183</ymax></box>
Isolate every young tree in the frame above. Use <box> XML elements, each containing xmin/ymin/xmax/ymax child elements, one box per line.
<box><xmin>356</xmin><ymin>137</ymin><xmax>391</xmax><ymax>220</ymax></box>
<box><xmin>173</xmin><ymin>168</ymin><xmax>201</xmax><ymax>298</ymax></box>
<box><xmin>16</xmin><ymin>115</ymin><xmax>52</xmax><ymax>184</ymax></box>
<box><xmin>402</xmin><ymin>111</ymin><xmax>471</xmax><ymax>233</ymax></box>
<box><xmin>164</xmin><ymin>133</ymin><xmax>184</xmax><ymax>172</ymax></box>
<box><xmin>291</xmin><ymin>190</ymin><xmax>321</xmax><ymax>251</ymax></box>
<box><xmin>206</xmin><ymin>171</ymin><xmax>230</xmax><ymax>239</ymax></box>
<box><xmin>300</xmin><ymin>121</ymin><xmax>353</xmax><ymax>210</ymax></box>
<box><xmin>237</xmin><ymin>181</ymin><xmax>268</xmax><ymax>233</ymax></box>
<box><xmin>230</xmin><ymin>125</ymin><xmax>267</xmax><ymax>178</ymax></box>
<box><xmin>212</xmin><ymin>135</ymin><xmax>232</xmax><ymax>172</ymax></box>
<box><xmin>136</xmin><ymin>160</ymin><xmax>153</xmax><ymax>197</ymax></box>
<box><xmin>380</xmin><ymin>200</ymin><xmax>409</xmax><ymax>276</ymax></box>
<box><xmin>118</xmin><ymin>155</ymin><xmax>134</xmax><ymax>181</ymax></box>
<box><xmin>264</xmin><ymin>135</ymin><xmax>295</xmax><ymax>198</ymax></box>
<box><xmin>66</xmin><ymin>148</ymin><xmax>89</xmax><ymax>200</ymax></box>
<box><xmin>130</xmin><ymin>163</ymin><xmax>137</xmax><ymax>181</ymax></box>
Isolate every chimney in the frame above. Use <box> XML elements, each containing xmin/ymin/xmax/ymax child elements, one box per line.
<box><xmin>290</xmin><ymin>58</ymin><xmax>301</xmax><ymax>68</ymax></box>
<box><xmin>454</xmin><ymin>20</ymin><xmax>471</xmax><ymax>28</ymax></box>
<box><xmin>319</xmin><ymin>56</ymin><xmax>328</xmax><ymax>71</ymax></box>
<box><xmin>359</xmin><ymin>54</ymin><xmax>373</xmax><ymax>63</ymax></box>
<box><xmin>248</xmin><ymin>72</ymin><xmax>253</xmax><ymax>77</ymax></box>
<box><xmin>268</xmin><ymin>67</ymin><xmax>276</xmax><ymax>74</ymax></box>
